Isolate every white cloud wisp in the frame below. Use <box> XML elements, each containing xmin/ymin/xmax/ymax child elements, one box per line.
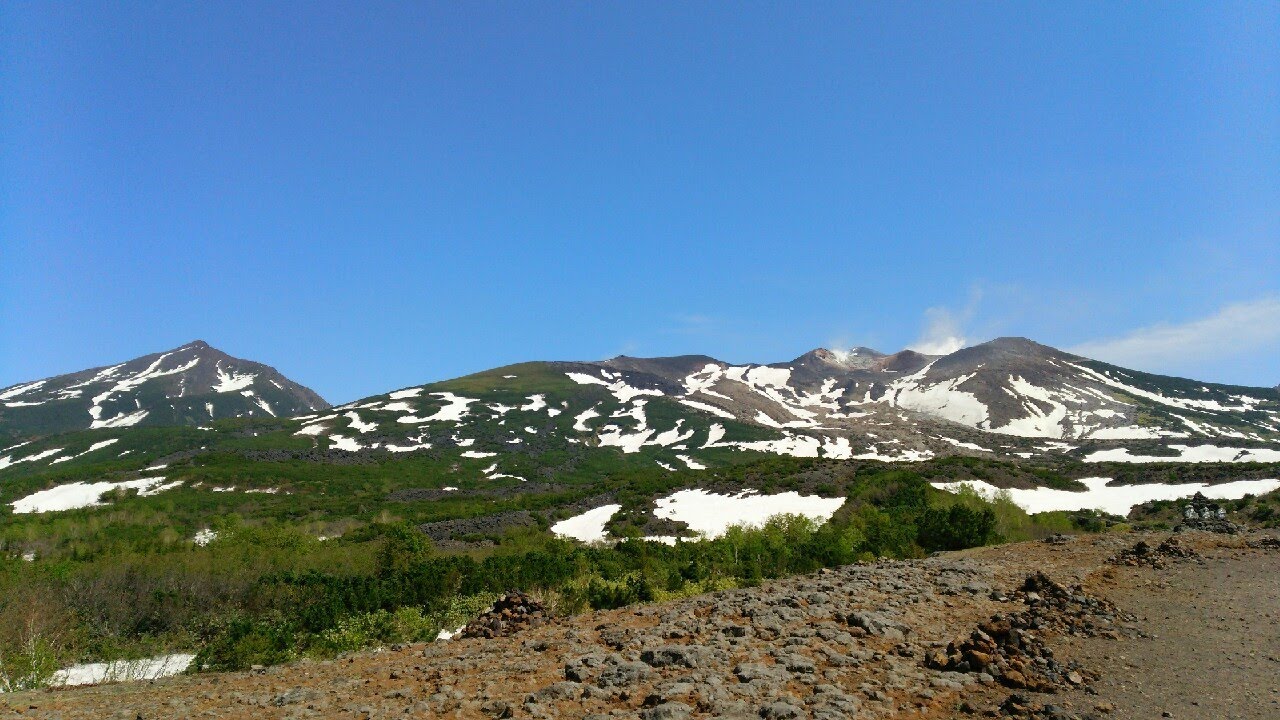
<box><xmin>1070</xmin><ymin>297</ymin><xmax>1280</xmax><ymax>374</ymax></box>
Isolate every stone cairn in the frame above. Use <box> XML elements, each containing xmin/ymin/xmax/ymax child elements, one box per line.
<box><xmin>927</xmin><ymin>573</ymin><xmax>1137</xmax><ymax>693</ymax></box>
<box><xmin>1107</xmin><ymin>536</ymin><xmax>1198</xmax><ymax>569</ymax></box>
<box><xmin>1175</xmin><ymin>492</ymin><xmax>1241</xmax><ymax>534</ymax></box>
<box><xmin>460</xmin><ymin>591</ymin><xmax>551</xmax><ymax>639</ymax></box>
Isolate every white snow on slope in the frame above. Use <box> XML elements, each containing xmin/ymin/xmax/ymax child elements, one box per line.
<box><xmin>852</xmin><ymin>445</ymin><xmax>935</xmax><ymax>462</ymax></box>
<box><xmin>90</xmin><ymin>408</ymin><xmax>150</xmax><ymax>430</ymax></box>
<box><xmin>345</xmin><ymin>411</ymin><xmax>377</xmax><ymax>433</ymax></box>
<box><xmin>521</xmin><ymin>394</ymin><xmax>547</xmax><ymax>412</ymax></box>
<box><xmin>212</xmin><ymin>365</ymin><xmax>256</xmax><ymax>393</ymax></box>
<box><xmin>1083</xmin><ymin>444</ymin><xmax>1280</xmax><ymax>464</ymax></box>
<box><xmin>400</xmin><ymin>393</ymin><xmax>477</xmax><ymax>423</ymax></box>
<box><xmin>244</xmin><ymin>390</ymin><xmax>275</xmax><ymax>416</ymax></box>
<box><xmin>938</xmin><ymin>437</ymin><xmax>992</xmax><ymax>453</ymax></box>
<box><xmin>565</xmin><ymin>372</ymin><xmax>663</xmax><ymax>403</ymax></box>
<box><xmin>386</xmin><ymin>435</ymin><xmax>432</xmax><ymax>452</ymax></box>
<box><xmin>48</xmin><ymin>439</ymin><xmax>122</xmax><ymax>465</ymax></box>
<box><xmin>573</xmin><ymin>406</ymin><xmax>601</xmax><ymax>432</ymax></box>
<box><xmin>12</xmin><ymin>477</ymin><xmax>178</xmax><ymax>513</ymax></box>
<box><xmin>389</xmin><ymin>387</ymin><xmax>424</xmax><ymax>400</ymax></box>
<box><xmin>883</xmin><ymin>365</ymin><xmax>990</xmax><ymax>428</ymax></box>
<box><xmin>87</xmin><ymin>352</ymin><xmax>200</xmax><ymax>425</ymax></box>
<box><xmin>820</xmin><ymin>436</ymin><xmax>853</xmax><ymax>459</ymax></box>
<box><xmin>676</xmin><ymin>454</ymin><xmax>706</xmax><ymax>470</ymax></box>
<box><xmin>1067</xmin><ymin>362</ymin><xmax>1260</xmax><ymax>414</ymax></box>
<box><xmin>987</xmin><ymin>375</ymin><xmax>1069</xmax><ymax>438</ymax></box>
<box><xmin>0</xmin><ymin>447</ymin><xmax>65</xmax><ymax>470</ymax></box>
<box><xmin>652</xmin><ymin>489</ymin><xmax>846</xmax><ymax>539</ymax></box>
<box><xmin>550</xmin><ymin>504</ymin><xmax>622</xmax><ymax>543</ymax></box>
<box><xmin>677</xmin><ymin>399</ymin><xmax>736</xmax><ymax>419</ymax></box>
<box><xmin>704</xmin><ymin>424</ymin><xmax>726</xmax><ymax>447</ymax></box>
<box><xmin>0</xmin><ymin>380</ymin><xmax>46</xmax><ymax>400</ymax></box>
<box><xmin>597</xmin><ymin>402</ymin><xmax>655</xmax><ymax>453</ymax></box>
<box><xmin>329</xmin><ymin>435</ymin><xmax>363</xmax><ymax>451</ymax></box>
<box><xmin>932</xmin><ymin>477</ymin><xmax>1280</xmax><ymax>517</ymax></box>
<box><xmin>48</xmin><ymin>654</ymin><xmax>195</xmax><ymax>688</ymax></box>
<box><xmin>726</xmin><ymin>433</ymin><xmax>822</xmax><ymax>457</ymax></box>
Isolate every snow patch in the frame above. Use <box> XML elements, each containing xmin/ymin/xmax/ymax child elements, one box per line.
<box><xmin>676</xmin><ymin>454</ymin><xmax>706</xmax><ymax>470</ymax></box>
<box><xmin>49</xmin><ymin>654</ymin><xmax>195</xmax><ymax>688</ymax></box>
<box><xmin>652</xmin><ymin>489</ymin><xmax>846</xmax><ymax>539</ymax></box>
<box><xmin>933</xmin><ymin>477</ymin><xmax>1280</xmax><ymax>516</ymax></box>
<box><xmin>345</xmin><ymin>411</ymin><xmax>377</xmax><ymax>433</ymax></box>
<box><xmin>551</xmin><ymin>504</ymin><xmax>622</xmax><ymax>543</ymax></box>
<box><xmin>565</xmin><ymin>372</ymin><xmax>663</xmax><ymax>403</ymax></box>
<box><xmin>212</xmin><ymin>365</ymin><xmax>256</xmax><ymax>393</ymax></box>
<box><xmin>329</xmin><ymin>435</ymin><xmax>363</xmax><ymax>451</ymax></box>
<box><xmin>1084</xmin><ymin>444</ymin><xmax>1280</xmax><ymax>464</ymax></box>
<box><xmin>12</xmin><ymin>477</ymin><xmax>179</xmax><ymax>513</ymax></box>
<box><xmin>677</xmin><ymin>399</ymin><xmax>735</xmax><ymax>419</ymax></box>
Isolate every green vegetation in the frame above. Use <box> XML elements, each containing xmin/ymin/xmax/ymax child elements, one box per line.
<box><xmin>0</xmin><ymin>462</ymin><xmax>1104</xmax><ymax>677</ymax></box>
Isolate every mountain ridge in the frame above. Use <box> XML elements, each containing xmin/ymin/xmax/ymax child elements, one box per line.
<box><xmin>3</xmin><ymin>336</ymin><xmax>1278</xmax><ymax>469</ymax></box>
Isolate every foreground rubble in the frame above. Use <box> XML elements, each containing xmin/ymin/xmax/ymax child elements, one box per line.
<box><xmin>8</xmin><ymin>530</ymin><xmax>1279</xmax><ymax>720</ymax></box>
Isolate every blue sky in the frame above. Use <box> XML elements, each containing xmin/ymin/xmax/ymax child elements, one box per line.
<box><xmin>2</xmin><ymin>2</ymin><xmax>1277</xmax><ymax>403</ymax></box>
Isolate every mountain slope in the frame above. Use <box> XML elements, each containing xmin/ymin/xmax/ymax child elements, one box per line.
<box><xmin>3</xmin><ymin>337</ymin><xmax>1279</xmax><ymax>530</ymax></box>
<box><xmin>0</xmin><ymin>341</ymin><xmax>328</xmax><ymax>441</ymax></box>
<box><xmin>258</xmin><ymin>336</ymin><xmax>1279</xmax><ymax>475</ymax></box>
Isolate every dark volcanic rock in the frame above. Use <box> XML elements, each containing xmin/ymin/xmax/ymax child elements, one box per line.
<box><xmin>461</xmin><ymin>591</ymin><xmax>551</xmax><ymax>639</ymax></box>
<box><xmin>418</xmin><ymin>512</ymin><xmax>540</xmax><ymax>547</ymax></box>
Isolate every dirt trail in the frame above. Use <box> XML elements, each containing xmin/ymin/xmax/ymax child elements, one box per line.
<box><xmin>1055</xmin><ymin>539</ymin><xmax>1280</xmax><ymax>720</ymax></box>
<box><xmin>4</xmin><ymin>530</ymin><xmax>1277</xmax><ymax>720</ymax></box>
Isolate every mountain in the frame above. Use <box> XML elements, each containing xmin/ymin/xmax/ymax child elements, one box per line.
<box><xmin>262</xmin><ymin>335</ymin><xmax>1280</xmax><ymax>471</ymax></box>
<box><xmin>0</xmin><ymin>341</ymin><xmax>329</xmax><ymax>440</ymax></box>
<box><xmin>3</xmin><ymin>336</ymin><xmax>1279</xmax><ymax>530</ymax></box>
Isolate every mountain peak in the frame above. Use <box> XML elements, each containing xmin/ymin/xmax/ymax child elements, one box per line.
<box><xmin>874</xmin><ymin>349</ymin><xmax>933</xmax><ymax>373</ymax></box>
<box><xmin>0</xmin><ymin>343</ymin><xmax>328</xmax><ymax>440</ymax></box>
<box><xmin>790</xmin><ymin>347</ymin><xmax>885</xmax><ymax>371</ymax></box>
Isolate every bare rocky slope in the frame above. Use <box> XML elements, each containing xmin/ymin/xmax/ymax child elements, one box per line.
<box><xmin>13</xmin><ymin>529</ymin><xmax>1278</xmax><ymax>720</ymax></box>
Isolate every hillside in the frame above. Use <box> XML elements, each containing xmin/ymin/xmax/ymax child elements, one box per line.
<box><xmin>3</xmin><ymin>337</ymin><xmax>1279</xmax><ymax>542</ymax></box>
<box><xmin>0</xmin><ymin>341</ymin><xmax>329</xmax><ymax>441</ymax></box>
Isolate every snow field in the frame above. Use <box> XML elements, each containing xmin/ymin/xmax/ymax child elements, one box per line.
<box><xmin>931</xmin><ymin>477</ymin><xmax>1280</xmax><ymax>517</ymax></box>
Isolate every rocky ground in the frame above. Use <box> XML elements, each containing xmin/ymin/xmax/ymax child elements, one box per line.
<box><xmin>6</xmin><ymin>529</ymin><xmax>1278</xmax><ymax>720</ymax></box>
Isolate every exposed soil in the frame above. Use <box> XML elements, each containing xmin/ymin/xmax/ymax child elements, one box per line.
<box><xmin>6</xmin><ymin>529</ymin><xmax>1277</xmax><ymax>720</ymax></box>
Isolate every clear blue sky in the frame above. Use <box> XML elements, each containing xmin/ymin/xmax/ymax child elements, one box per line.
<box><xmin>3</xmin><ymin>2</ymin><xmax>1278</xmax><ymax>402</ymax></box>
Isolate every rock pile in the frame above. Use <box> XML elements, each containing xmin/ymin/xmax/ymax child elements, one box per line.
<box><xmin>1107</xmin><ymin>536</ymin><xmax>1198</xmax><ymax>569</ymax></box>
<box><xmin>1247</xmin><ymin>536</ymin><xmax>1280</xmax><ymax>550</ymax></box>
<box><xmin>1041</xmin><ymin>533</ymin><xmax>1074</xmax><ymax>545</ymax></box>
<box><xmin>925</xmin><ymin>611</ymin><xmax>1095</xmax><ymax>692</ymax></box>
<box><xmin>460</xmin><ymin>591</ymin><xmax>551</xmax><ymax>639</ymax></box>
<box><xmin>1176</xmin><ymin>517</ymin><xmax>1242</xmax><ymax>534</ymax></box>
<box><xmin>927</xmin><ymin>573</ymin><xmax>1135</xmax><ymax>692</ymax></box>
<box><xmin>996</xmin><ymin>692</ymin><xmax>1104</xmax><ymax>719</ymax></box>
<box><xmin>1013</xmin><ymin>572</ymin><xmax>1139</xmax><ymax>639</ymax></box>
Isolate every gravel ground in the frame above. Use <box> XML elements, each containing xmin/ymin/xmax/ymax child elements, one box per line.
<box><xmin>5</xmin><ymin>529</ymin><xmax>1276</xmax><ymax>720</ymax></box>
